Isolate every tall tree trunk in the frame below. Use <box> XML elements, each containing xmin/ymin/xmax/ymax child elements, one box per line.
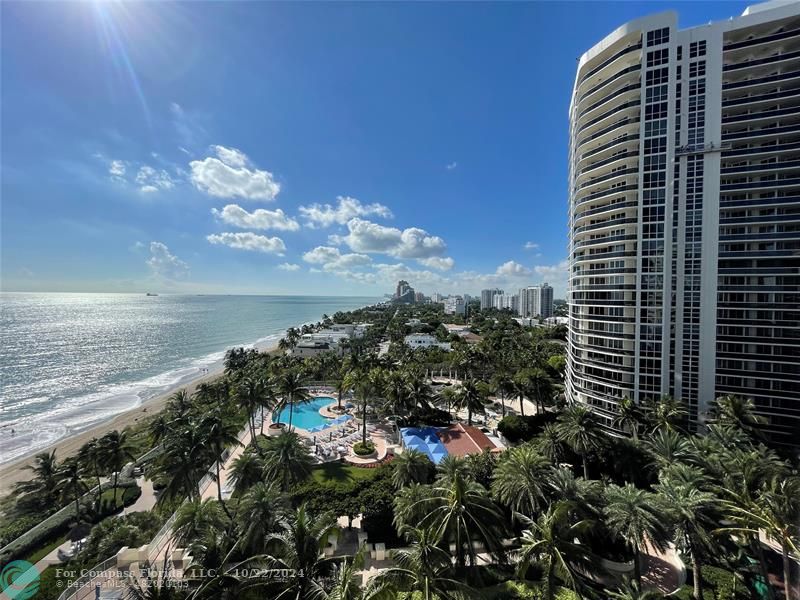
<box><xmin>582</xmin><ymin>456</ymin><xmax>589</xmax><ymax>480</ymax></box>
<box><xmin>337</xmin><ymin>388</ymin><xmax>343</xmax><ymax>411</ymax></box>
<box><xmin>691</xmin><ymin>548</ymin><xmax>703</xmax><ymax>600</ymax></box>
<box><xmin>362</xmin><ymin>398</ymin><xmax>368</xmax><ymax>445</ymax></box>
<box><xmin>260</xmin><ymin>408</ymin><xmax>265</xmax><ymax>435</ymax></box>
<box><xmin>782</xmin><ymin>542</ymin><xmax>793</xmax><ymax>600</ymax></box>
<box><xmin>75</xmin><ymin>493</ymin><xmax>80</xmax><ymax>522</ymax></box>
<box><xmin>546</xmin><ymin>560</ymin><xmax>555</xmax><ymax>600</ymax></box>
<box><xmin>288</xmin><ymin>400</ymin><xmax>294</xmax><ymax>431</ymax></box>
<box><xmin>754</xmin><ymin>539</ymin><xmax>776</xmax><ymax>600</ymax></box>
<box><xmin>216</xmin><ymin>451</ymin><xmax>233</xmax><ymax>521</ymax></box>
<box><xmin>518</xmin><ymin>394</ymin><xmax>525</xmax><ymax>417</ymax></box>
<box><xmin>113</xmin><ymin>471</ymin><xmax>119</xmax><ymax>504</ymax></box>
<box><xmin>468</xmin><ymin>408</ymin><xmax>473</xmax><ymax>426</ymax></box>
<box><xmin>500</xmin><ymin>392</ymin><xmax>506</xmax><ymax>417</ymax></box>
<box><xmin>633</xmin><ymin>543</ymin><xmax>641</xmax><ymax>584</ymax></box>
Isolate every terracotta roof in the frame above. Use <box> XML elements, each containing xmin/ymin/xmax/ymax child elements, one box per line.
<box><xmin>436</xmin><ymin>423</ymin><xmax>496</xmax><ymax>457</ymax></box>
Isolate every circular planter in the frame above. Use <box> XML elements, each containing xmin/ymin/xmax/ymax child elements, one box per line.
<box><xmin>327</xmin><ymin>404</ymin><xmax>347</xmax><ymax>414</ymax></box>
<box><xmin>267</xmin><ymin>422</ymin><xmax>286</xmax><ymax>436</ymax></box>
<box><xmin>352</xmin><ymin>448</ymin><xmax>377</xmax><ymax>459</ymax></box>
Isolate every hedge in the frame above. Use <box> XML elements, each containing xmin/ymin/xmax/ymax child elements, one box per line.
<box><xmin>0</xmin><ymin>479</ymin><xmax>140</xmax><ymax>566</ymax></box>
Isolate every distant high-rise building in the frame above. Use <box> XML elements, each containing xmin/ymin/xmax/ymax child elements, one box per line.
<box><xmin>394</xmin><ymin>280</ymin><xmax>416</xmax><ymax>304</ymax></box>
<box><xmin>518</xmin><ymin>284</ymin><xmax>554</xmax><ymax>318</ymax></box>
<box><xmin>444</xmin><ymin>296</ymin><xmax>466</xmax><ymax>316</ymax></box>
<box><xmin>415</xmin><ymin>291</ymin><xmax>426</xmax><ymax>303</ymax></box>
<box><xmin>480</xmin><ymin>288</ymin><xmax>504</xmax><ymax>310</ymax></box>
<box><xmin>493</xmin><ymin>293</ymin><xmax>518</xmax><ymax>312</ymax></box>
<box><xmin>431</xmin><ymin>292</ymin><xmax>444</xmax><ymax>303</ymax></box>
<box><xmin>566</xmin><ymin>1</ymin><xmax>800</xmax><ymax>445</ymax></box>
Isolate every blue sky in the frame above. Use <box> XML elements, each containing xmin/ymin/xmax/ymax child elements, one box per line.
<box><xmin>1</xmin><ymin>1</ymin><xmax>751</xmax><ymax>297</ymax></box>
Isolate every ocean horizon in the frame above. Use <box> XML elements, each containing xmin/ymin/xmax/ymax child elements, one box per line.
<box><xmin>0</xmin><ymin>292</ymin><xmax>378</xmax><ymax>465</ymax></box>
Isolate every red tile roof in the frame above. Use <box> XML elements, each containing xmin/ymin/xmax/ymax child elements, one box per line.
<box><xmin>436</xmin><ymin>423</ymin><xmax>497</xmax><ymax>457</ymax></box>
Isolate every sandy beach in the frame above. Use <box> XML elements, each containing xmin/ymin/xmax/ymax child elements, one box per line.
<box><xmin>0</xmin><ymin>368</ymin><xmax>225</xmax><ymax>497</ymax></box>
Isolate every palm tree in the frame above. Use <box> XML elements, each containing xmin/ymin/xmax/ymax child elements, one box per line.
<box><xmin>199</xmin><ymin>407</ymin><xmax>241</xmax><ymax>517</ymax></box>
<box><xmin>228</xmin><ymin>450</ymin><xmax>265</xmax><ymax>495</ymax></box>
<box><xmin>77</xmin><ymin>439</ymin><xmax>103</xmax><ymax>509</ymax></box>
<box><xmin>536</xmin><ymin>423</ymin><xmax>565</xmax><ymax>464</ymax></box>
<box><xmin>515</xmin><ymin>502</ymin><xmax>595</xmax><ymax>600</ymax></box>
<box><xmin>383</xmin><ymin>370</ymin><xmax>413</xmax><ymax>416</ymax></box>
<box><xmin>454</xmin><ymin>378</ymin><xmax>485</xmax><ymax>426</ymax></box>
<box><xmin>157</xmin><ymin>425</ymin><xmax>211</xmax><ymax>503</ymax></box>
<box><xmin>260</xmin><ymin>430</ymin><xmax>313</xmax><ymax>492</ymax></box>
<box><xmin>608</xmin><ymin>578</ymin><xmax>666</xmax><ymax>600</ymax></box>
<box><xmin>14</xmin><ymin>450</ymin><xmax>59</xmax><ymax>512</ymax></box>
<box><xmin>544</xmin><ymin>467</ymin><xmax>604</xmax><ymax>520</ymax></box>
<box><xmin>274</xmin><ymin>369</ymin><xmax>311</xmax><ymax>431</ymax></box>
<box><xmin>99</xmin><ymin>429</ymin><xmax>136</xmax><ymax>504</ymax></box>
<box><xmin>148</xmin><ymin>414</ymin><xmax>172</xmax><ymax>447</ymax></box>
<box><xmin>260</xmin><ymin>505</ymin><xmax>340</xmax><ymax>599</ymax></box>
<box><xmin>237</xmin><ymin>482</ymin><xmax>287</xmax><ymax>555</ymax></box>
<box><xmin>56</xmin><ymin>457</ymin><xmax>87</xmax><ymax>522</ymax></box>
<box><xmin>406</xmin><ymin>374</ymin><xmax>434</xmax><ymax>412</ymax></box>
<box><xmin>524</xmin><ymin>367</ymin><xmax>554</xmax><ymax>416</ymax></box>
<box><xmin>421</xmin><ymin>468</ymin><xmax>506</xmax><ymax>569</ymax></box>
<box><xmin>172</xmin><ymin>498</ymin><xmax>226</xmax><ymax>551</ymax></box>
<box><xmin>373</xmin><ymin>526</ymin><xmax>471</xmax><ymax>600</ymax></box>
<box><xmin>644</xmin><ymin>395</ymin><xmax>687</xmax><ymax>433</ymax></box>
<box><xmin>556</xmin><ymin>404</ymin><xmax>604</xmax><ymax>479</ymax></box>
<box><xmin>604</xmin><ymin>483</ymin><xmax>670</xmax><ymax>584</ymax></box>
<box><xmin>645</xmin><ymin>428</ymin><xmax>690</xmax><ymax>473</ymax></box>
<box><xmin>709</xmin><ymin>394</ymin><xmax>766</xmax><ymax>438</ymax></box>
<box><xmin>167</xmin><ymin>389</ymin><xmax>191</xmax><ymax>418</ymax></box>
<box><xmin>393</xmin><ymin>483</ymin><xmax>434</xmax><ymax>533</ymax></box>
<box><xmin>392</xmin><ymin>449</ymin><xmax>434</xmax><ymax>489</ymax></box>
<box><xmin>351</xmin><ymin>369</ymin><xmax>382</xmax><ymax>446</ymax></box>
<box><xmin>654</xmin><ymin>475</ymin><xmax>716</xmax><ymax>600</ymax></box>
<box><xmin>721</xmin><ymin>476</ymin><xmax>800</xmax><ymax>600</ymax></box>
<box><xmin>235</xmin><ymin>375</ymin><xmax>267</xmax><ymax>440</ymax></box>
<box><xmin>492</xmin><ymin>372</ymin><xmax>514</xmax><ymax>418</ymax></box>
<box><xmin>492</xmin><ymin>444</ymin><xmax>550</xmax><ymax>517</ymax></box>
<box><xmin>614</xmin><ymin>396</ymin><xmax>644</xmax><ymax>441</ymax></box>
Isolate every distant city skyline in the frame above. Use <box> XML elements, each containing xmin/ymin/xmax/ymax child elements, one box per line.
<box><xmin>1</xmin><ymin>1</ymin><xmax>752</xmax><ymax>297</ymax></box>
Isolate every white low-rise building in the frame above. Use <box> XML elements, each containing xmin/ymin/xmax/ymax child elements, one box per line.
<box><xmin>404</xmin><ymin>334</ymin><xmax>451</xmax><ymax>351</ymax></box>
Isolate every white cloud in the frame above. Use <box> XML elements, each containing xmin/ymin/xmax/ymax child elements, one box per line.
<box><xmin>135</xmin><ymin>165</ymin><xmax>176</xmax><ymax>192</ymax></box>
<box><xmin>206</xmin><ymin>232</ymin><xmax>286</xmax><ymax>254</ymax></box>
<box><xmin>523</xmin><ymin>241</ymin><xmax>540</xmax><ymax>250</ymax></box>
<box><xmin>341</xmin><ymin>218</ymin><xmax>447</xmax><ymax>259</ymax></box>
<box><xmin>211</xmin><ymin>204</ymin><xmax>299</xmax><ymax>231</ymax></box>
<box><xmin>417</xmin><ymin>256</ymin><xmax>455</xmax><ymax>271</ymax></box>
<box><xmin>210</xmin><ymin>145</ymin><xmax>248</xmax><ymax>168</ymax></box>
<box><xmin>147</xmin><ymin>242</ymin><xmax>189</xmax><ymax>279</ymax></box>
<box><xmin>277</xmin><ymin>263</ymin><xmax>301</xmax><ymax>271</ymax></box>
<box><xmin>298</xmin><ymin>196</ymin><xmax>393</xmax><ymax>228</ymax></box>
<box><xmin>109</xmin><ymin>160</ymin><xmax>126</xmax><ymax>178</ymax></box>
<box><xmin>446</xmin><ymin>162</ymin><xmax>458</xmax><ymax>170</ymax></box>
<box><xmin>190</xmin><ymin>145</ymin><xmax>280</xmax><ymax>201</ymax></box>
<box><xmin>302</xmin><ymin>246</ymin><xmax>372</xmax><ymax>271</ymax></box>
<box><xmin>495</xmin><ymin>260</ymin><xmax>532</xmax><ymax>278</ymax></box>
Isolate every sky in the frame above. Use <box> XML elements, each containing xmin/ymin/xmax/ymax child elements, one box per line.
<box><xmin>1</xmin><ymin>1</ymin><xmax>752</xmax><ymax>298</ymax></box>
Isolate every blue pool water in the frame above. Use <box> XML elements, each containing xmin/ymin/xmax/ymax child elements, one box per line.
<box><xmin>273</xmin><ymin>396</ymin><xmax>334</xmax><ymax>430</ymax></box>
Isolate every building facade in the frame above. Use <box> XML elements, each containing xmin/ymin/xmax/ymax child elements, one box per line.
<box><xmin>444</xmin><ymin>296</ymin><xmax>466</xmax><ymax>316</ymax></box>
<box><xmin>566</xmin><ymin>1</ymin><xmax>800</xmax><ymax>445</ymax></box>
<box><xmin>518</xmin><ymin>284</ymin><xmax>555</xmax><ymax>318</ymax></box>
<box><xmin>480</xmin><ymin>288</ymin><xmax>504</xmax><ymax>310</ymax></box>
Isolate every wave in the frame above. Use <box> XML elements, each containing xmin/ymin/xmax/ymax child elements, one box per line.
<box><xmin>0</xmin><ymin>329</ymin><xmax>289</xmax><ymax>465</ymax></box>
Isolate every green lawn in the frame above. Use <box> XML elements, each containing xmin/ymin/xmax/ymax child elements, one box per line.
<box><xmin>311</xmin><ymin>462</ymin><xmax>379</xmax><ymax>485</ymax></box>
<box><xmin>22</xmin><ymin>532</ymin><xmax>69</xmax><ymax>564</ymax></box>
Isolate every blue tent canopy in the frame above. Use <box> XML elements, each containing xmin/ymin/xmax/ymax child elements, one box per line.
<box><xmin>399</xmin><ymin>427</ymin><xmax>449</xmax><ymax>464</ymax></box>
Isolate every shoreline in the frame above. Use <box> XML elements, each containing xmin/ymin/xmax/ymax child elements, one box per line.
<box><xmin>0</xmin><ymin>340</ymin><xmax>280</xmax><ymax>497</ymax></box>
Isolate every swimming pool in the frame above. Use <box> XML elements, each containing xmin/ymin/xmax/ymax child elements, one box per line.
<box><xmin>273</xmin><ymin>396</ymin><xmax>334</xmax><ymax>430</ymax></box>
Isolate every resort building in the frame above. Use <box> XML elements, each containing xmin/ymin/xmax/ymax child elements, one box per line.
<box><xmin>480</xmin><ymin>288</ymin><xmax>504</xmax><ymax>310</ymax></box>
<box><xmin>394</xmin><ymin>280</ymin><xmax>416</xmax><ymax>304</ymax></box>
<box><xmin>404</xmin><ymin>334</ymin><xmax>452</xmax><ymax>351</ymax></box>
<box><xmin>566</xmin><ymin>0</ymin><xmax>800</xmax><ymax>446</ymax></box>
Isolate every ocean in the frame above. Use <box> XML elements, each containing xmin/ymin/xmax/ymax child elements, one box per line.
<box><xmin>0</xmin><ymin>293</ymin><xmax>377</xmax><ymax>465</ymax></box>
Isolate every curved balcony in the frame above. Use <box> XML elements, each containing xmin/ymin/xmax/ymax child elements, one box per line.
<box><xmin>574</xmin><ymin>216</ymin><xmax>638</xmax><ymax>235</ymax></box>
<box><xmin>576</xmin><ymin>83</ymin><xmax>641</xmax><ymax>127</ymax></box>
<box><xmin>575</xmin><ymin>183</ymin><xmax>638</xmax><ymax>207</ymax></box>
<box><xmin>576</xmin><ymin>64</ymin><xmax>641</xmax><ymax>106</ymax></box>
<box><xmin>573</xmin><ymin>199</ymin><xmax>637</xmax><ymax>223</ymax></box>
<box><xmin>577</xmin><ymin>150</ymin><xmax>639</xmax><ymax>182</ymax></box>
<box><xmin>578</xmin><ymin>134</ymin><xmax>639</xmax><ymax>165</ymax></box>
<box><xmin>576</xmin><ymin>100</ymin><xmax>641</xmax><ymax>137</ymax></box>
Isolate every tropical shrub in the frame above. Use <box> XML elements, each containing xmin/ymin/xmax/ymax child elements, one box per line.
<box><xmin>498</xmin><ymin>413</ymin><xmax>559</xmax><ymax>443</ymax></box>
<box><xmin>353</xmin><ymin>441</ymin><xmax>376</xmax><ymax>456</ymax></box>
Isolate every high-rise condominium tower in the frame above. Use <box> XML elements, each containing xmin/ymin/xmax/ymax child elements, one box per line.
<box><xmin>566</xmin><ymin>1</ymin><xmax>800</xmax><ymax>446</ymax></box>
<box><xmin>518</xmin><ymin>284</ymin><xmax>555</xmax><ymax>318</ymax></box>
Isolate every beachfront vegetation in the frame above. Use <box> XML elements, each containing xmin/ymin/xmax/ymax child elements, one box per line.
<box><xmin>3</xmin><ymin>303</ymin><xmax>798</xmax><ymax>600</ymax></box>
